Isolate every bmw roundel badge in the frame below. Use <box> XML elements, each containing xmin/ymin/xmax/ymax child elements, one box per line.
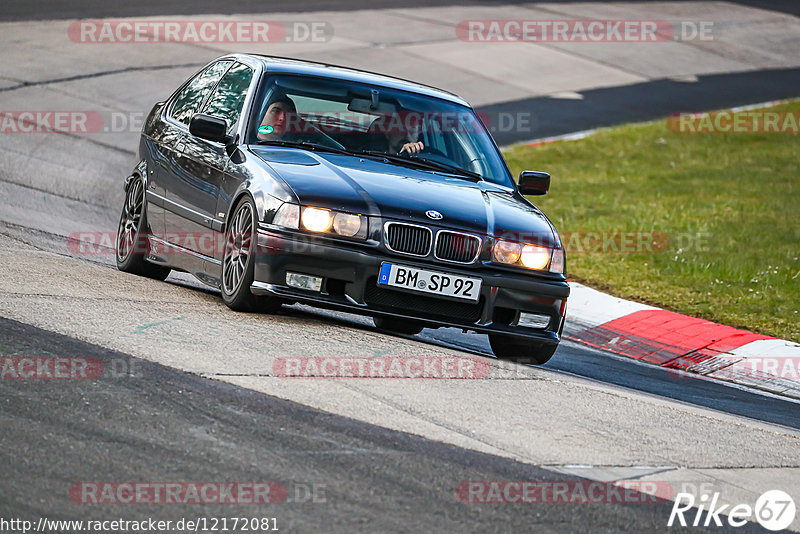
<box><xmin>425</xmin><ymin>210</ymin><xmax>443</xmax><ymax>220</ymax></box>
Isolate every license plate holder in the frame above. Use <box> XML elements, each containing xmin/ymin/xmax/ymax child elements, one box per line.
<box><xmin>377</xmin><ymin>262</ymin><xmax>481</xmax><ymax>302</ymax></box>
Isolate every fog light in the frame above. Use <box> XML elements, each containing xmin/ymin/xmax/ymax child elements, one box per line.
<box><xmin>286</xmin><ymin>272</ymin><xmax>323</xmax><ymax>292</ymax></box>
<box><xmin>518</xmin><ymin>312</ymin><xmax>550</xmax><ymax>329</ymax></box>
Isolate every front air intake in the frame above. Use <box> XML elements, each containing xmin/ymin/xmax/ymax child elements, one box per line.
<box><xmin>385</xmin><ymin>222</ymin><xmax>432</xmax><ymax>257</ymax></box>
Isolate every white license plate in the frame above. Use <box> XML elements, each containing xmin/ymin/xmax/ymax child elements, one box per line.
<box><xmin>378</xmin><ymin>262</ymin><xmax>481</xmax><ymax>301</ymax></box>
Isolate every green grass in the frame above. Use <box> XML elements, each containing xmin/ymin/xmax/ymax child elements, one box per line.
<box><xmin>503</xmin><ymin>100</ymin><xmax>800</xmax><ymax>341</ymax></box>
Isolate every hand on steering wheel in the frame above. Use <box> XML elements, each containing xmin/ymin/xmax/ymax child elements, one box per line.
<box><xmin>399</xmin><ymin>141</ymin><xmax>424</xmax><ymax>156</ymax></box>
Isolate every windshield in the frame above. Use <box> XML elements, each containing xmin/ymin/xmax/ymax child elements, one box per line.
<box><xmin>246</xmin><ymin>74</ymin><xmax>513</xmax><ymax>187</ymax></box>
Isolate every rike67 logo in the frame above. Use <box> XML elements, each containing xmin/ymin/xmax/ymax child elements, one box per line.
<box><xmin>668</xmin><ymin>490</ymin><xmax>795</xmax><ymax>531</ymax></box>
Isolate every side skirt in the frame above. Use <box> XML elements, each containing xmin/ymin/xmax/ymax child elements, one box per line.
<box><xmin>146</xmin><ymin>235</ymin><xmax>221</xmax><ymax>289</ymax></box>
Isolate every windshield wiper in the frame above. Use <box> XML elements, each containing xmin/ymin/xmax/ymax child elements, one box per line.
<box><xmin>412</xmin><ymin>157</ymin><xmax>484</xmax><ymax>182</ymax></box>
<box><xmin>255</xmin><ymin>140</ymin><xmax>353</xmax><ymax>156</ymax></box>
<box><xmin>357</xmin><ymin>151</ymin><xmax>482</xmax><ymax>182</ymax></box>
<box><xmin>356</xmin><ymin>150</ymin><xmax>448</xmax><ymax>173</ymax></box>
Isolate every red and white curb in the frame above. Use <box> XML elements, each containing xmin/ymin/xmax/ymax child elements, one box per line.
<box><xmin>565</xmin><ymin>282</ymin><xmax>800</xmax><ymax>400</ymax></box>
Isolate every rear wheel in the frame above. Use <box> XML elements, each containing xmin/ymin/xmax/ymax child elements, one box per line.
<box><xmin>373</xmin><ymin>316</ymin><xmax>425</xmax><ymax>335</ymax></box>
<box><xmin>488</xmin><ymin>333</ymin><xmax>557</xmax><ymax>365</ymax></box>
<box><xmin>115</xmin><ymin>177</ymin><xmax>171</xmax><ymax>281</ymax></box>
<box><xmin>221</xmin><ymin>197</ymin><xmax>282</xmax><ymax>313</ymax></box>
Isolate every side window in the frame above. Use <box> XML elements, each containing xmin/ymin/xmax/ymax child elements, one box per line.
<box><xmin>170</xmin><ymin>61</ymin><xmax>232</xmax><ymax>126</ymax></box>
<box><xmin>201</xmin><ymin>63</ymin><xmax>254</xmax><ymax>135</ymax></box>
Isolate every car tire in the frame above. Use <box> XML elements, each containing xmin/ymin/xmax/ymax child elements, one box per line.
<box><xmin>373</xmin><ymin>316</ymin><xmax>425</xmax><ymax>335</ymax></box>
<box><xmin>115</xmin><ymin>176</ymin><xmax>171</xmax><ymax>281</ymax></box>
<box><xmin>221</xmin><ymin>196</ymin><xmax>282</xmax><ymax>313</ymax></box>
<box><xmin>488</xmin><ymin>333</ymin><xmax>557</xmax><ymax>365</ymax></box>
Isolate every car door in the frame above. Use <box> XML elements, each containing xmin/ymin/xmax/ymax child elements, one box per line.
<box><xmin>160</xmin><ymin>60</ymin><xmax>232</xmax><ymax>253</ymax></box>
<box><xmin>193</xmin><ymin>62</ymin><xmax>256</xmax><ymax>263</ymax></box>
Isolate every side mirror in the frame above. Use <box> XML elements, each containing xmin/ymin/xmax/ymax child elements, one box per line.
<box><xmin>518</xmin><ymin>171</ymin><xmax>550</xmax><ymax>196</ymax></box>
<box><xmin>189</xmin><ymin>113</ymin><xmax>233</xmax><ymax>144</ymax></box>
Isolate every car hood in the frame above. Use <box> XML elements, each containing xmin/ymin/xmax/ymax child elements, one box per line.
<box><xmin>251</xmin><ymin>146</ymin><xmax>556</xmax><ymax>246</ymax></box>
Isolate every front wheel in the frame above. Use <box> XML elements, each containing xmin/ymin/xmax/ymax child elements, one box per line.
<box><xmin>488</xmin><ymin>334</ymin><xmax>558</xmax><ymax>365</ymax></box>
<box><xmin>115</xmin><ymin>177</ymin><xmax>171</xmax><ymax>281</ymax></box>
<box><xmin>221</xmin><ymin>197</ymin><xmax>282</xmax><ymax>313</ymax></box>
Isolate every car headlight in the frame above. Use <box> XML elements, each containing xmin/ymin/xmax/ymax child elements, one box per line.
<box><xmin>493</xmin><ymin>240</ymin><xmax>521</xmax><ymax>264</ymax></box>
<box><xmin>301</xmin><ymin>207</ymin><xmax>333</xmax><ymax>232</ymax></box>
<box><xmin>332</xmin><ymin>212</ymin><xmax>363</xmax><ymax>237</ymax></box>
<box><xmin>274</xmin><ymin>206</ymin><xmax>367</xmax><ymax>240</ymax></box>
<box><xmin>493</xmin><ymin>239</ymin><xmax>564</xmax><ymax>274</ymax></box>
<box><xmin>520</xmin><ymin>244</ymin><xmax>550</xmax><ymax>270</ymax></box>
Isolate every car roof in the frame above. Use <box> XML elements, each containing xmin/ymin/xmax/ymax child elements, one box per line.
<box><xmin>222</xmin><ymin>54</ymin><xmax>470</xmax><ymax>107</ymax></box>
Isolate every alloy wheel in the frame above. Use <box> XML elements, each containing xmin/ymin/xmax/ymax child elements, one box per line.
<box><xmin>222</xmin><ymin>202</ymin><xmax>254</xmax><ymax>295</ymax></box>
<box><xmin>116</xmin><ymin>179</ymin><xmax>143</xmax><ymax>262</ymax></box>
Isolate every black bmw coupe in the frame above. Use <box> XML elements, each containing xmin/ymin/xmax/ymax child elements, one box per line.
<box><xmin>116</xmin><ymin>54</ymin><xmax>569</xmax><ymax>364</ymax></box>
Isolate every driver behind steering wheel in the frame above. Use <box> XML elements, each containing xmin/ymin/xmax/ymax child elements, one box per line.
<box><xmin>365</xmin><ymin>114</ymin><xmax>424</xmax><ymax>155</ymax></box>
<box><xmin>257</xmin><ymin>93</ymin><xmax>300</xmax><ymax>141</ymax></box>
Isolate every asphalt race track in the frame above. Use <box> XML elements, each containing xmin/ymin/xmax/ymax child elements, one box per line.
<box><xmin>8</xmin><ymin>315</ymin><xmax>769</xmax><ymax>533</ymax></box>
<box><xmin>1</xmin><ymin>1</ymin><xmax>799</xmax><ymax>532</ymax></box>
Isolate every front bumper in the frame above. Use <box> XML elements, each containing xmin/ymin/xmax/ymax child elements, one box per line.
<box><xmin>251</xmin><ymin>227</ymin><xmax>569</xmax><ymax>344</ymax></box>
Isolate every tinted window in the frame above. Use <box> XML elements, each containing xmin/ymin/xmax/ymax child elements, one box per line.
<box><xmin>170</xmin><ymin>61</ymin><xmax>232</xmax><ymax>126</ymax></box>
<box><xmin>202</xmin><ymin>63</ymin><xmax>254</xmax><ymax>135</ymax></box>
